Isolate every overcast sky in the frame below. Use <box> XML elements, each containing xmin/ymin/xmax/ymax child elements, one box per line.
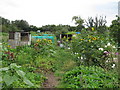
<box><xmin>0</xmin><ymin>0</ymin><xmax>119</xmax><ymax>27</ymax></box>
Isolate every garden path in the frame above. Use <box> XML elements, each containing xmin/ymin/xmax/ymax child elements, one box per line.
<box><xmin>42</xmin><ymin>72</ymin><xmax>59</xmax><ymax>88</ymax></box>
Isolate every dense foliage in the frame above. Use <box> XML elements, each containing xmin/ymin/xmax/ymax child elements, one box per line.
<box><xmin>109</xmin><ymin>16</ymin><xmax>120</xmax><ymax>46</ymax></box>
<box><xmin>0</xmin><ymin>15</ymin><xmax>119</xmax><ymax>88</ymax></box>
<box><xmin>61</xmin><ymin>65</ymin><xmax>119</xmax><ymax>88</ymax></box>
<box><xmin>71</xmin><ymin>28</ymin><xmax>118</xmax><ymax>69</ymax></box>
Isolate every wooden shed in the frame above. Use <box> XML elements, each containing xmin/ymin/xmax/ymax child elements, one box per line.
<box><xmin>8</xmin><ymin>31</ymin><xmax>31</xmax><ymax>48</ymax></box>
<box><xmin>60</xmin><ymin>32</ymin><xmax>81</xmax><ymax>41</ymax></box>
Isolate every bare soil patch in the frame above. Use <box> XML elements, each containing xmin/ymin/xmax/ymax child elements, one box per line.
<box><xmin>42</xmin><ymin>72</ymin><xmax>59</xmax><ymax>88</ymax></box>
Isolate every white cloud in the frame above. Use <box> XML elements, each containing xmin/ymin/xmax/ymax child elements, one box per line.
<box><xmin>0</xmin><ymin>0</ymin><xmax>119</xmax><ymax>27</ymax></box>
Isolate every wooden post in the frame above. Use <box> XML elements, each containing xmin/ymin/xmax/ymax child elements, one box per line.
<box><xmin>60</xmin><ymin>34</ymin><xmax>62</xmax><ymax>40</ymax></box>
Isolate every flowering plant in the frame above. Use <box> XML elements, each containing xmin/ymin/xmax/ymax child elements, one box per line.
<box><xmin>71</xmin><ymin>29</ymin><xmax>117</xmax><ymax>69</ymax></box>
<box><xmin>33</xmin><ymin>39</ymin><xmax>56</xmax><ymax>57</ymax></box>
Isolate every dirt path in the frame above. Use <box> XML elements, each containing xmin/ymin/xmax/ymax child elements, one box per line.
<box><xmin>42</xmin><ymin>72</ymin><xmax>59</xmax><ymax>88</ymax></box>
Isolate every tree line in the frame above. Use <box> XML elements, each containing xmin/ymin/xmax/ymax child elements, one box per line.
<box><xmin>0</xmin><ymin>16</ymin><xmax>77</xmax><ymax>33</ymax></box>
<box><xmin>0</xmin><ymin>16</ymin><xmax>109</xmax><ymax>33</ymax></box>
<box><xmin>0</xmin><ymin>15</ymin><xmax>119</xmax><ymax>44</ymax></box>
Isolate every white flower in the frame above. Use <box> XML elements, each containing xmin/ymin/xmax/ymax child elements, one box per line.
<box><xmin>105</xmin><ymin>45</ymin><xmax>107</xmax><ymax>48</ymax></box>
<box><xmin>107</xmin><ymin>43</ymin><xmax>111</xmax><ymax>46</ymax></box>
<box><xmin>99</xmin><ymin>48</ymin><xmax>103</xmax><ymax>51</ymax></box>
<box><xmin>78</xmin><ymin>57</ymin><xmax>80</xmax><ymax>59</ymax></box>
<box><xmin>112</xmin><ymin>46</ymin><xmax>116</xmax><ymax>48</ymax></box>
<box><xmin>113</xmin><ymin>58</ymin><xmax>117</xmax><ymax>60</ymax></box>
<box><xmin>106</xmin><ymin>60</ymin><xmax>109</xmax><ymax>62</ymax></box>
<box><xmin>81</xmin><ymin>57</ymin><xmax>83</xmax><ymax>59</ymax></box>
<box><xmin>68</xmin><ymin>47</ymin><xmax>70</xmax><ymax>49</ymax></box>
<box><xmin>75</xmin><ymin>52</ymin><xmax>78</xmax><ymax>55</ymax></box>
<box><xmin>111</xmin><ymin>64</ymin><xmax>115</xmax><ymax>68</ymax></box>
<box><xmin>104</xmin><ymin>51</ymin><xmax>107</xmax><ymax>53</ymax></box>
<box><xmin>60</xmin><ymin>44</ymin><xmax>64</xmax><ymax>47</ymax></box>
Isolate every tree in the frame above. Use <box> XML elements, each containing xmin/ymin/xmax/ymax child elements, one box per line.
<box><xmin>0</xmin><ymin>17</ymin><xmax>10</xmax><ymax>25</ymax></box>
<box><xmin>12</xmin><ymin>20</ymin><xmax>29</xmax><ymax>31</ymax></box>
<box><xmin>0</xmin><ymin>17</ymin><xmax>19</xmax><ymax>32</ymax></box>
<box><xmin>29</xmin><ymin>25</ymin><xmax>38</xmax><ymax>31</ymax></box>
<box><xmin>40</xmin><ymin>25</ymin><xmax>56</xmax><ymax>32</ymax></box>
<box><xmin>72</xmin><ymin>16</ymin><xmax>85</xmax><ymax>31</ymax></box>
<box><xmin>9</xmin><ymin>25</ymin><xmax>19</xmax><ymax>32</ymax></box>
<box><xmin>85</xmin><ymin>16</ymin><xmax>107</xmax><ymax>33</ymax></box>
<box><xmin>109</xmin><ymin>16</ymin><xmax>120</xmax><ymax>45</ymax></box>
